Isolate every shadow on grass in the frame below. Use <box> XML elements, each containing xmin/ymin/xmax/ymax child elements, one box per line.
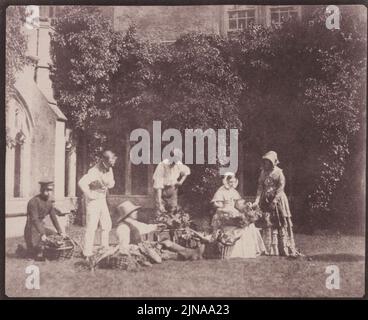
<box><xmin>308</xmin><ymin>253</ymin><xmax>365</xmax><ymax>262</ymax></box>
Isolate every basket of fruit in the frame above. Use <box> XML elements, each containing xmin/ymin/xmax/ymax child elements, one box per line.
<box><xmin>42</xmin><ymin>235</ymin><xmax>75</xmax><ymax>260</ymax></box>
<box><xmin>216</xmin><ymin>229</ymin><xmax>242</xmax><ymax>259</ymax></box>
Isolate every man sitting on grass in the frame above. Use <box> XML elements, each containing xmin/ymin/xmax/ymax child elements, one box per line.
<box><xmin>114</xmin><ymin>201</ymin><xmax>205</xmax><ymax>262</ymax></box>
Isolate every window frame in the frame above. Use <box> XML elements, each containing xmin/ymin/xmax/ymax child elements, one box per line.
<box><xmin>227</xmin><ymin>7</ymin><xmax>256</xmax><ymax>31</ymax></box>
<box><xmin>268</xmin><ymin>5</ymin><xmax>300</xmax><ymax>27</ymax></box>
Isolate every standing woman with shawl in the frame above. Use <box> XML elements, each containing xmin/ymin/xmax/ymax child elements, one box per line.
<box><xmin>253</xmin><ymin>151</ymin><xmax>301</xmax><ymax>257</ymax></box>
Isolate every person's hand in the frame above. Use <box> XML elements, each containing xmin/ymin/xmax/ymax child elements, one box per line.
<box><xmin>158</xmin><ymin>203</ymin><xmax>166</xmax><ymax>213</ymax></box>
<box><xmin>174</xmin><ymin>182</ymin><xmax>182</xmax><ymax>189</ymax></box>
<box><xmin>41</xmin><ymin>234</ymin><xmax>47</xmax><ymax>242</ymax></box>
<box><xmin>59</xmin><ymin>232</ymin><xmax>67</xmax><ymax>239</ymax></box>
<box><xmin>271</xmin><ymin>198</ymin><xmax>278</xmax><ymax>208</ymax></box>
<box><xmin>156</xmin><ymin>223</ymin><xmax>167</xmax><ymax>231</ymax></box>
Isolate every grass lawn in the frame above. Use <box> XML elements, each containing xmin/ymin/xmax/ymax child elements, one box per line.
<box><xmin>5</xmin><ymin>225</ymin><xmax>365</xmax><ymax>298</ymax></box>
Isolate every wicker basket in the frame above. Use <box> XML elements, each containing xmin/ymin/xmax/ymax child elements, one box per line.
<box><xmin>43</xmin><ymin>238</ymin><xmax>74</xmax><ymax>260</ymax></box>
<box><xmin>217</xmin><ymin>242</ymin><xmax>235</xmax><ymax>259</ymax></box>
<box><xmin>172</xmin><ymin>229</ymin><xmax>201</xmax><ymax>249</ymax></box>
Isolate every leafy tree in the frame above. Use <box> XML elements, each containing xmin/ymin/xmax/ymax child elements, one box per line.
<box><xmin>6</xmin><ymin>6</ymin><xmax>28</xmax><ymax>105</ymax></box>
<box><xmin>50</xmin><ymin>6</ymin><xmax>119</xmax><ymax>131</ymax></box>
<box><xmin>109</xmin><ymin>31</ymin><xmax>244</xmax><ymax>209</ymax></box>
<box><xmin>229</xmin><ymin>8</ymin><xmax>366</xmax><ymax>229</ymax></box>
<box><xmin>6</xmin><ymin>6</ymin><xmax>29</xmax><ymax>146</ymax></box>
<box><xmin>51</xmin><ymin>7</ymin><xmax>366</xmax><ymax>229</ymax></box>
<box><xmin>157</xmin><ymin>33</ymin><xmax>243</xmax><ymax>209</ymax></box>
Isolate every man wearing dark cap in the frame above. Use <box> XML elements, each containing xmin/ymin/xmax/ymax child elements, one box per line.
<box><xmin>24</xmin><ymin>181</ymin><xmax>65</xmax><ymax>260</ymax></box>
<box><xmin>78</xmin><ymin>150</ymin><xmax>117</xmax><ymax>258</ymax></box>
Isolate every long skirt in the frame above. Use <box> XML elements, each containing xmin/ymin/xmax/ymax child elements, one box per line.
<box><xmin>260</xmin><ymin>195</ymin><xmax>298</xmax><ymax>256</ymax></box>
<box><xmin>230</xmin><ymin>224</ymin><xmax>266</xmax><ymax>258</ymax></box>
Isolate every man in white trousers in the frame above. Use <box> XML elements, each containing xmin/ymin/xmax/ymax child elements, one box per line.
<box><xmin>78</xmin><ymin>150</ymin><xmax>117</xmax><ymax>260</ymax></box>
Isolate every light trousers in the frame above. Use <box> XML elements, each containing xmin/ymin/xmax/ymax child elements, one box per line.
<box><xmin>83</xmin><ymin>197</ymin><xmax>112</xmax><ymax>257</ymax></box>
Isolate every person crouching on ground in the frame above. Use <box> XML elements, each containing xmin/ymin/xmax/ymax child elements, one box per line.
<box><xmin>78</xmin><ymin>150</ymin><xmax>117</xmax><ymax>261</ymax></box>
<box><xmin>24</xmin><ymin>181</ymin><xmax>66</xmax><ymax>261</ymax></box>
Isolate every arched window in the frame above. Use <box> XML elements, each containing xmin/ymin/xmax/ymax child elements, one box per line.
<box><xmin>6</xmin><ymin>96</ymin><xmax>33</xmax><ymax>199</ymax></box>
<box><xmin>13</xmin><ymin>143</ymin><xmax>22</xmax><ymax>197</ymax></box>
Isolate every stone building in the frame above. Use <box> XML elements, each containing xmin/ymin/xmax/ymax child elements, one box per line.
<box><xmin>5</xmin><ymin>6</ymin><xmax>78</xmax><ymax>237</ymax></box>
<box><xmin>106</xmin><ymin>5</ymin><xmax>303</xmax><ymax>40</ymax></box>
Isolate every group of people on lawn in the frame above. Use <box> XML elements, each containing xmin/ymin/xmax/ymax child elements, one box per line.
<box><xmin>24</xmin><ymin>148</ymin><xmax>300</xmax><ymax>262</ymax></box>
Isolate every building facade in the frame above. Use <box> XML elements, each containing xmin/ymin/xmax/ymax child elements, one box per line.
<box><xmin>109</xmin><ymin>5</ymin><xmax>303</xmax><ymax>39</ymax></box>
<box><xmin>5</xmin><ymin>7</ymin><xmax>78</xmax><ymax>237</ymax></box>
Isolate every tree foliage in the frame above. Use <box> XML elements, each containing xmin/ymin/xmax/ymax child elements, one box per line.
<box><xmin>50</xmin><ymin>6</ymin><xmax>119</xmax><ymax>130</ymax></box>
<box><xmin>228</xmin><ymin>8</ymin><xmax>366</xmax><ymax>227</ymax></box>
<box><xmin>6</xmin><ymin>6</ymin><xmax>28</xmax><ymax>105</ymax></box>
<box><xmin>51</xmin><ymin>7</ymin><xmax>366</xmax><ymax>226</ymax></box>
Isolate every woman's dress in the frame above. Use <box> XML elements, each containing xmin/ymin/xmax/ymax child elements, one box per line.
<box><xmin>211</xmin><ymin>186</ymin><xmax>265</xmax><ymax>259</ymax></box>
<box><xmin>256</xmin><ymin>167</ymin><xmax>297</xmax><ymax>256</ymax></box>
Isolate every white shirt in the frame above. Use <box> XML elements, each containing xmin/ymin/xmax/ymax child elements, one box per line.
<box><xmin>78</xmin><ymin>163</ymin><xmax>115</xmax><ymax>199</ymax></box>
<box><xmin>152</xmin><ymin>159</ymin><xmax>191</xmax><ymax>189</ymax></box>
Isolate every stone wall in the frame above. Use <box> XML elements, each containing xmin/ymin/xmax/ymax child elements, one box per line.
<box><xmin>113</xmin><ymin>6</ymin><xmax>222</xmax><ymax>41</ymax></box>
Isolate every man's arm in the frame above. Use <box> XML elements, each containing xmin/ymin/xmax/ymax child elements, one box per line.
<box><xmin>125</xmin><ymin>218</ymin><xmax>158</xmax><ymax>235</ymax></box>
<box><xmin>78</xmin><ymin>168</ymin><xmax>95</xmax><ymax>198</ymax></box>
<box><xmin>28</xmin><ymin>200</ymin><xmax>46</xmax><ymax>235</ymax></box>
<box><xmin>105</xmin><ymin>167</ymin><xmax>115</xmax><ymax>189</ymax></box>
<box><xmin>49</xmin><ymin>208</ymin><xmax>63</xmax><ymax>234</ymax></box>
<box><xmin>176</xmin><ymin>164</ymin><xmax>191</xmax><ymax>186</ymax></box>
<box><xmin>155</xmin><ymin>188</ymin><xmax>166</xmax><ymax>213</ymax></box>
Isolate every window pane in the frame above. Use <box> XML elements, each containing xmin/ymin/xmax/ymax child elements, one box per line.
<box><xmin>248</xmin><ymin>18</ymin><xmax>255</xmax><ymax>25</ymax></box>
<box><xmin>14</xmin><ymin>144</ymin><xmax>21</xmax><ymax>197</ymax></box>
<box><xmin>229</xmin><ymin>20</ymin><xmax>237</xmax><ymax>29</ymax></box>
<box><xmin>39</xmin><ymin>6</ymin><xmax>48</xmax><ymax>18</ymax></box>
<box><xmin>229</xmin><ymin>12</ymin><xmax>237</xmax><ymax>19</ymax></box>
<box><xmin>247</xmin><ymin>10</ymin><xmax>255</xmax><ymax>18</ymax></box>
<box><xmin>290</xmin><ymin>12</ymin><xmax>298</xmax><ymax>19</ymax></box>
<box><xmin>238</xmin><ymin>11</ymin><xmax>245</xmax><ymax>18</ymax></box>
<box><xmin>238</xmin><ymin>19</ymin><xmax>246</xmax><ymax>29</ymax></box>
<box><xmin>65</xmin><ymin>150</ymin><xmax>69</xmax><ymax>197</ymax></box>
<box><xmin>271</xmin><ymin>12</ymin><xmax>279</xmax><ymax>22</ymax></box>
<box><xmin>280</xmin><ymin>12</ymin><xmax>289</xmax><ymax>20</ymax></box>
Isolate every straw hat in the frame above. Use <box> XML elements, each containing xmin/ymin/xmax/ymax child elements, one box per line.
<box><xmin>115</xmin><ymin>201</ymin><xmax>142</xmax><ymax>224</ymax></box>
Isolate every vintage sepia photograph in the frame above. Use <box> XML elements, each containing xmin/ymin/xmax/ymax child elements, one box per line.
<box><xmin>3</xmin><ymin>3</ymin><xmax>367</xmax><ymax>298</ymax></box>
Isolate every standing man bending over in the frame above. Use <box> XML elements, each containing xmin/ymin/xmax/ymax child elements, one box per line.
<box><xmin>153</xmin><ymin>148</ymin><xmax>190</xmax><ymax>214</ymax></box>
